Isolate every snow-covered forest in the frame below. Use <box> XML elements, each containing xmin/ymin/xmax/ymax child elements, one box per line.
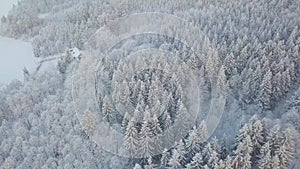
<box><xmin>0</xmin><ymin>0</ymin><xmax>299</xmax><ymax>168</ymax></box>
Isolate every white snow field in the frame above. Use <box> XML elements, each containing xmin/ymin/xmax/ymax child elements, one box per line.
<box><xmin>0</xmin><ymin>36</ymin><xmax>35</xmax><ymax>84</ymax></box>
<box><xmin>0</xmin><ymin>0</ymin><xmax>36</xmax><ymax>85</ymax></box>
<box><xmin>0</xmin><ymin>0</ymin><xmax>19</xmax><ymax>17</ymax></box>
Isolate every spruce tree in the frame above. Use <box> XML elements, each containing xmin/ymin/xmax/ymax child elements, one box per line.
<box><xmin>168</xmin><ymin>149</ymin><xmax>182</xmax><ymax>169</ymax></box>
<box><xmin>187</xmin><ymin>153</ymin><xmax>203</xmax><ymax>169</ymax></box>
<box><xmin>276</xmin><ymin>128</ymin><xmax>295</xmax><ymax>169</ymax></box>
<box><xmin>259</xmin><ymin>69</ymin><xmax>273</xmax><ymax>110</ymax></box>
<box><xmin>160</xmin><ymin>148</ymin><xmax>170</xmax><ymax>169</ymax></box>
<box><xmin>123</xmin><ymin>118</ymin><xmax>139</xmax><ymax>158</ymax></box>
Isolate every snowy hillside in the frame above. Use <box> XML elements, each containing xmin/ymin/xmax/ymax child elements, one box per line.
<box><xmin>0</xmin><ymin>0</ymin><xmax>299</xmax><ymax>169</ymax></box>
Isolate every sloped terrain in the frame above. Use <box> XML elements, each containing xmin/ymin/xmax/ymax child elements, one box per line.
<box><xmin>0</xmin><ymin>0</ymin><xmax>299</xmax><ymax>168</ymax></box>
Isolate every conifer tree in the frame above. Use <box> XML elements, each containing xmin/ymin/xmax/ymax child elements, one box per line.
<box><xmin>102</xmin><ymin>96</ymin><xmax>113</xmax><ymax>123</ymax></box>
<box><xmin>198</xmin><ymin>120</ymin><xmax>208</xmax><ymax>144</ymax></box>
<box><xmin>258</xmin><ymin>150</ymin><xmax>272</xmax><ymax>169</ymax></box>
<box><xmin>139</xmin><ymin>109</ymin><xmax>154</xmax><ymax>159</ymax></box>
<box><xmin>160</xmin><ymin>148</ymin><xmax>170</xmax><ymax>169</ymax></box>
<box><xmin>133</xmin><ymin>163</ymin><xmax>142</xmax><ymax>169</ymax></box>
<box><xmin>267</xmin><ymin>124</ymin><xmax>281</xmax><ymax>156</ymax></box>
<box><xmin>145</xmin><ymin>156</ymin><xmax>155</xmax><ymax>169</ymax></box>
<box><xmin>187</xmin><ymin>152</ymin><xmax>203</xmax><ymax>169</ymax></box>
<box><xmin>121</xmin><ymin>112</ymin><xmax>130</xmax><ymax>132</ymax></box>
<box><xmin>208</xmin><ymin>150</ymin><xmax>220</xmax><ymax>169</ymax></box>
<box><xmin>224</xmin><ymin>156</ymin><xmax>233</xmax><ymax>169</ymax></box>
<box><xmin>185</xmin><ymin>126</ymin><xmax>201</xmax><ymax>156</ymax></box>
<box><xmin>271</xmin><ymin>155</ymin><xmax>280</xmax><ymax>169</ymax></box>
<box><xmin>232</xmin><ymin>136</ymin><xmax>253</xmax><ymax>169</ymax></box>
<box><xmin>276</xmin><ymin>128</ymin><xmax>295</xmax><ymax>169</ymax></box>
<box><xmin>223</xmin><ymin>52</ymin><xmax>235</xmax><ymax>76</ymax></box>
<box><xmin>124</xmin><ymin>118</ymin><xmax>139</xmax><ymax>158</ymax></box>
<box><xmin>82</xmin><ymin>110</ymin><xmax>97</xmax><ymax>134</ymax></box>
<box><xmin>220</xmin><ymin>135</ymin><xmax>228</xmax><ymax>160</ymax></box>
<box><xmin>176</xmin><ymin>139</ymin><xmax>187</xmax><ymax>165</ymax></box>
<box><xmin>168</xmin><ymin>149</ymin><xmax>182</xmax><ymax>169</ymax></box>
<box><xmin>259</xmin><ymin>69</ymin><xmax>273</xmax><ymax>110</ymax></box>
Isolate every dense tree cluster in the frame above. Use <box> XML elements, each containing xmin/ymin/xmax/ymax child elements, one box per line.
<box><xmin>0</xmin><ymin>0</ymin><xmax>299</xmax><ymax>168</ymax></box>
<box><xmin>0</xmin><ymin>67</ymin><xmax>123</xmax><ymax>169</ymax></box>
<box><xmin>132</xmin><ymin>117</ymin><xmax>295</xmax><ymax>169</ymax></box>
<box><xmin>1</xmin><ymin>0</ymin><xmax>299</xmax><ymax>112</ymax></box>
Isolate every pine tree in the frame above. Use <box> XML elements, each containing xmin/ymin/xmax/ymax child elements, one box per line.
<box><xmin>82</xmin><ymin>110</ymin><xmax>97</xmax><ymax>134</ymax></box>
<box><xmin>217</xmin><ymin>159</ymin><xmax>225</xmax><ymax>169</ymax></box>
<box><xmin>133</xmin><ymin>103</ymin><xmax>144</xmax><ymax>123</ymax></box>
<box><xmin>207</xmin><ymin>150</ymin><xmax>220</xmax><ymax>169</ymax></box>
<box><xmin>163</xmin><ymin>112</ymin><xmax>173</xmax><ymax>146</ymax></box>
<box><xmin>187</xmin><ymin>153</ymin><xmax>203</xmax><ymax>169</ymax></box>
<box><xmin>145</xmin><ymin>156</ymin><xmax>155</xmax><ymax>169</ymax></box>
<box><xmin>273</xmin><ymin>72</ymin><xmax>284</xmax><ymax>99</ymax></box>
<box><xmin>123</xmin><ymin>118</ymin><xmax>139</xmax><ymax>158</ymax></box>
<box><xmin>232</xmin><ymin>136</ymin><xmax>253</xmax><ymax>169</ymax></box>
<box><xmin>149</xmin><ymin>77</ymin><xmax>164</xmax><ymax>106</ymax></box>
<box><xmin>139</xmin><ymin>109</ymin><xmax>154</xmax><ymax>159</ymax></box>
<box><xmin>2</xmin><ymin>157</ymin><xmax>16</xmax><ymax>169</ymax></box>
<box><xmin>211</xmin><ymin>137</ymin><xmax>221</xmax><ymax>155</ymax></box>
<box><xmin>258</xmin><ymin>150</ymin><xmax>272</xmax><ymax>169</ymax></box>
<box><xmin>223</xmin><ymin>52</ymin><xmax>236</xmax><ymax>76</ymax></box>
<box><xmin>224</xmin><ymin>156</ymin><xmax>233</xmax><ymax>169</ymax></box>
<box><xmin>185</xmin><ymin>126</ymin><xmax>201</xmax><ymax>156</ymax></box>
<box><xmin>252</xmin><ymin>64</ymin><xmax>262</xmax><ymax>97</ymax></box>
<box><xmin>0</xmin><ymin>110</ymin><xmax>4</xmax><ymax>124</ymax></box>
<box><xmin>119</xmin><ymin>80</ymin><xmax>131</xmax><ymax>106</ymax></box>
<box><xmin>57</xmin><ymin>47</ymin><xmax>73</xmax><ymax>74</ymax></box>
<box><xmin>185</xmin><ymin>163</ymin><xmax>192</xmax><ymax>169</ymax></box>
<box><xmin>151</xmin><ymin>113</ymin><xmax>162</xmax><ymax>136</ymax></box>
<box><xmin>188</xmin><ymin>53</ymin><xmax>202</xmax><ymax>70</ymax></box>
<box><xmin>130</xmin><ymin>79</ymin><xmax>141</xmax><ymax>105</ymax></box>
<box><xmin>250</xmin><ymin>117</ymin><xmax>265</xmax><ymax>156</ymax></box>
<box><xmin>216</xmin><ymin>66</ymin><xmax>227</xmax><ymax>97</ymax></box>
<box><xmin>282</xmin><ymin>69</ymin><xmax>292</xmax><ymax>94</ymax></box>
<box><xmin>162</xmin><ymin>90</ymin><xmax>170</xmax><ymax>110</ymax></box>
<box><xmin>259</xmin><ymin>69</ymin><xmax>273</xmax><ymax>110</ymax></box>
<box><xmin>235</xmin><ymin>123</ymin><xmax>251</xmax><ymax>147</ymax></box>
<box><xmin>267</xmin><ymin>124</ymin><xmax>281</xmax><ymax>156</ymax></box>
<box><xmin>102</xmin><ymin>96</ymin><xmax>113</xmax><ymax>123</ymax></box>
<box><xmin>121</xmin><ymin>112</ymin><xmax>130</xmax><ymax>132</ymax></box>
<box><xmin>151</xmin><ymin>113</ymin><xmax>163</xmax><ymax>153</ymax></box>
<box><xmin>202</xmin><ymin>143</ymin><xmax>213</xmax><ymax>164</ymax></box>
<box><xmin>163</xmin><ymin>113</ymin><xmax>172</xmax><ymax>131</ymax></box>
<box><xmin>276</xmin><ymin>128</ymin><xmax>294</xmax><ymax>169</ymax></box>
<box><xmin>206</xmin><ymin>49</ymin><xmax>221</xmax><ymax>85</ymax></box>
<box><xmin>287</xmin><ymin>26</ymin><xmax>298</xmax><ymax>48</ymax></box>
<box><xmin>176</xmin><ymin>139</ymin><xmax>187</xmax><ymax>165</ymax></box>
<box><xmin>198</xmin><ymin>120</ymin><xmax>208</xmax><ymax>144</ymax></box>
<box><xmin>168</xmin><ymin>149</ymin><xmax>182</xmax><ymax>169</ymax></box>
<box><xmin>140</xmin><ymin>81</ymin><xmax>148</xmax><ymax>104</ymax></box>
<box><xmin>236</xmin><ymin>46</ymin><xmax>248</xmax><ymax>73</ymax></box>
<box><xmin>271</xmin><ymin>155</ymin><xmax>280</xmax><ymax>169</ymax></box>
<box><xmin>203</xmin><ymin>165</ymin><xmax>210</xmax><ymax>169</ymax></box>
<box><xmin>174</xmin><ymin>101</ymin><xmax>190</xmax><ymax>138</ymax></box>
<box><xmin>152</xmin><ymin>100</ymin><xmax>162</xmax><ymax>116</ymax></box>
<box><xmin>220</xmin><ymin>135</ymin><xmax>228</xmax><ymax>160</ymax></box>
<box><xmin>133</xmin><ymin>163</ymin><xmax>142</xmax><ymax>169</ymax></box>
<box><xmin>160</xmin><ymin>148</ymin><xmax>170</xmax><ymax>169</ymax></box>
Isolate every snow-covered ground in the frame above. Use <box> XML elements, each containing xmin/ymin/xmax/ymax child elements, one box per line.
<box><xmin>0</xmin><ymin>36</ymin><xmax>36</xmax><ymax>85</ymax></box>
<box><xmin>0</xmin><ymin>0</ymin><xmax>36</xmax><ymax>85</ymax></box>
<box><xmin>0</xmin><ymin>0</ymin><xmax>19</xmax><ymax>17</ymax></box>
